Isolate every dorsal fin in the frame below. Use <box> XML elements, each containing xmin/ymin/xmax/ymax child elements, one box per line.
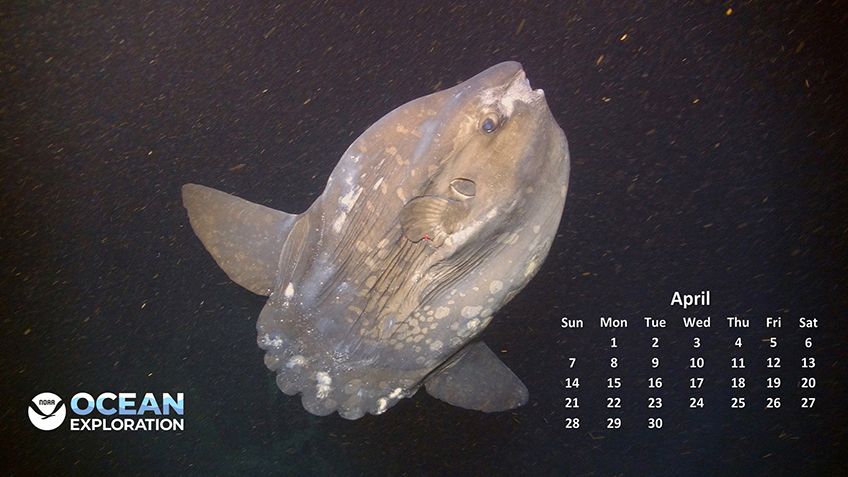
<box><xmin>275</xmin><ymin>213</ymin><xmax>309</xmax><ymax>298</ymax></box>
<box><xmin>182</xmin><ymin>184</ymin><xmax>299</xmax><ymax>296</ymax></box>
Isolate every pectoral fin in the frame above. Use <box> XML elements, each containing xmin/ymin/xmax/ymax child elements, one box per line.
<box><xmin>182</xmin><ymin>184</ymin><xmax>299</xmax><ymax>296</ymax></box>
<box><xmin>400</xmin><ymin>196</ymin><xmax>466</xmax><ymax>247</ymax></box>
<box><xmin>424</xmin><ymin>341</ymin><xmax>529</xmax><ymax>412</ymax></box>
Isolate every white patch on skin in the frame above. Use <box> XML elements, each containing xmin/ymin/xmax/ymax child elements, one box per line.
<box><xmin>457</xmin><ymin>317</ymin><xmax>481</xmax><ymax>338</ymax></box>
<box><xmin>429</xmin><ymin>340</ymin><xmax>443</xmax><ymax>351</ymax></box>
<box><xmin>389</xmin><ymin>388</ymin><xmax>403</xmax><ymax>399</ymax></box>
<box><xmin>489</xmin><ymin>280</ymin><xmax>503</xmax><ymax>294</ymax></box>
<box><xmin>533</xmin><ymin>225</ymin><xmax>541</xmax><ymax>234</ymax></box>
<box><xmin>396</xmin><ymin>187</ymin><xmax>406</xmax><ymax>203</ymax></box>
<box><xmin>373</xmin><ymin>177</ymin><xmax>384</xmax><ymax>191</ymax></box>
<box><xmin>339</xmin><ymin>186</ymin><xmax>362</xmax><ymax>211</ymax></box>
<box><xmin>332</xmin><ymin>211</ymin><xmax>347</xmax><ymax>233</ymax></box>
<box><xmin>286</xmin><ymin>355</ymin><xmax>305</xmax><ymax>369</ymax></box>
<box><xmin>462</xmin><ymin>306</ymin><xmax>482</xmax><ymax>319</ymax></box>
<box><xmin>443</xmin><ymin>219</ymin><xmax>484</xmax><ymax>248</ymax></box>
<box><xmin>505</xmin><ymin>233</ymin><xmax>521</xmax><ymax>245</ymax></box>
<box><xmin>284</xmin><ymin>282</ymin><xmax>295</xmax><ymax>300</ymax></box>
<box><xmin>524</xmin><ymin>259</ymin><xmax>540</xmax><ymax>278</ymax></box>
<box><xmin>480</xmin><ymin>70</ymin><xmax>543</xmax><ymax>117</ymax></box>
<box><xmin>434</xmin><ymin>306</ymin><xmax>450</xmax><ymax>319</ymax></box>
<box><xmin>486</xmin><ymin>208</ymin><xmax>498</xmax><ymax>219</ymax></box>
<box><xmin>376</xmin><ymin>397</ymin><xmax>388</xmax><ymax>414</ymax></box>
<box><xmin>260</xmin><ymin>334</ymin><xmax>283</xmax><ymax>349</ymax></box>
<box><xmin>316</xmin><ymin>371</ymin><xmax>332</xmax><ymax>399</ymax></box>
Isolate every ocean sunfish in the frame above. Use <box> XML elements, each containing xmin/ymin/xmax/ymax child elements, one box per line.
<box><xmin>182</xmin><ymin>61</ymin><xmax>570</xmax><ymax>419</ymax></box>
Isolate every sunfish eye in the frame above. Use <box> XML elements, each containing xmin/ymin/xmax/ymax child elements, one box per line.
<box><xmin>480</xmin><ymin>113</ymin><xmax>501</xmax><ymax>134</ymax></box>
<box><xmin>450</xmin><ymin>178</ymin><xmax>476</xmax><ymax>197</ymax></box>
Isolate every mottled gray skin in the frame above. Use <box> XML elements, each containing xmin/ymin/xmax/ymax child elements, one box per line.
<box><xmin>182</xmin><ymin>62</ymin><xmax>569</xmax><ymax>419</ymax></box>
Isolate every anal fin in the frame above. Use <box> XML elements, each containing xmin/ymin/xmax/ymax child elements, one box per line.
<box><xmin>182</xmin><ymin>184</ymin><xmax>298</xmax><ymax>296</ymax></box>
<box><xmin>424</xmin><ymin>341</ymin><xmax>529</xmax><ymax>412</ymax></box>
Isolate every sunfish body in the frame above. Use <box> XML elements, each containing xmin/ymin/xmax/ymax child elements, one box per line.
<box><xmin>182</xmin><ymin>61</ymin><xmax>570</xmax><ymax>419</ymax></box>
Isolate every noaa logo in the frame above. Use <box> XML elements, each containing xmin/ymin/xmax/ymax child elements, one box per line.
<box><xmin>28</xmin><ymin>392</ymin><xmax>66</xmax><ymax>431</ymax></box>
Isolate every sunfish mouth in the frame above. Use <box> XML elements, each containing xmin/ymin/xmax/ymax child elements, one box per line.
<box><xmin>508</xmin><ymin>69</ymin><xmax>545</xmax><ymax>101</ymax></box>
<box><xmin>486</xmin><ymin>68</ymin><xmax>545</xmax><ymax>117</ymax></box>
